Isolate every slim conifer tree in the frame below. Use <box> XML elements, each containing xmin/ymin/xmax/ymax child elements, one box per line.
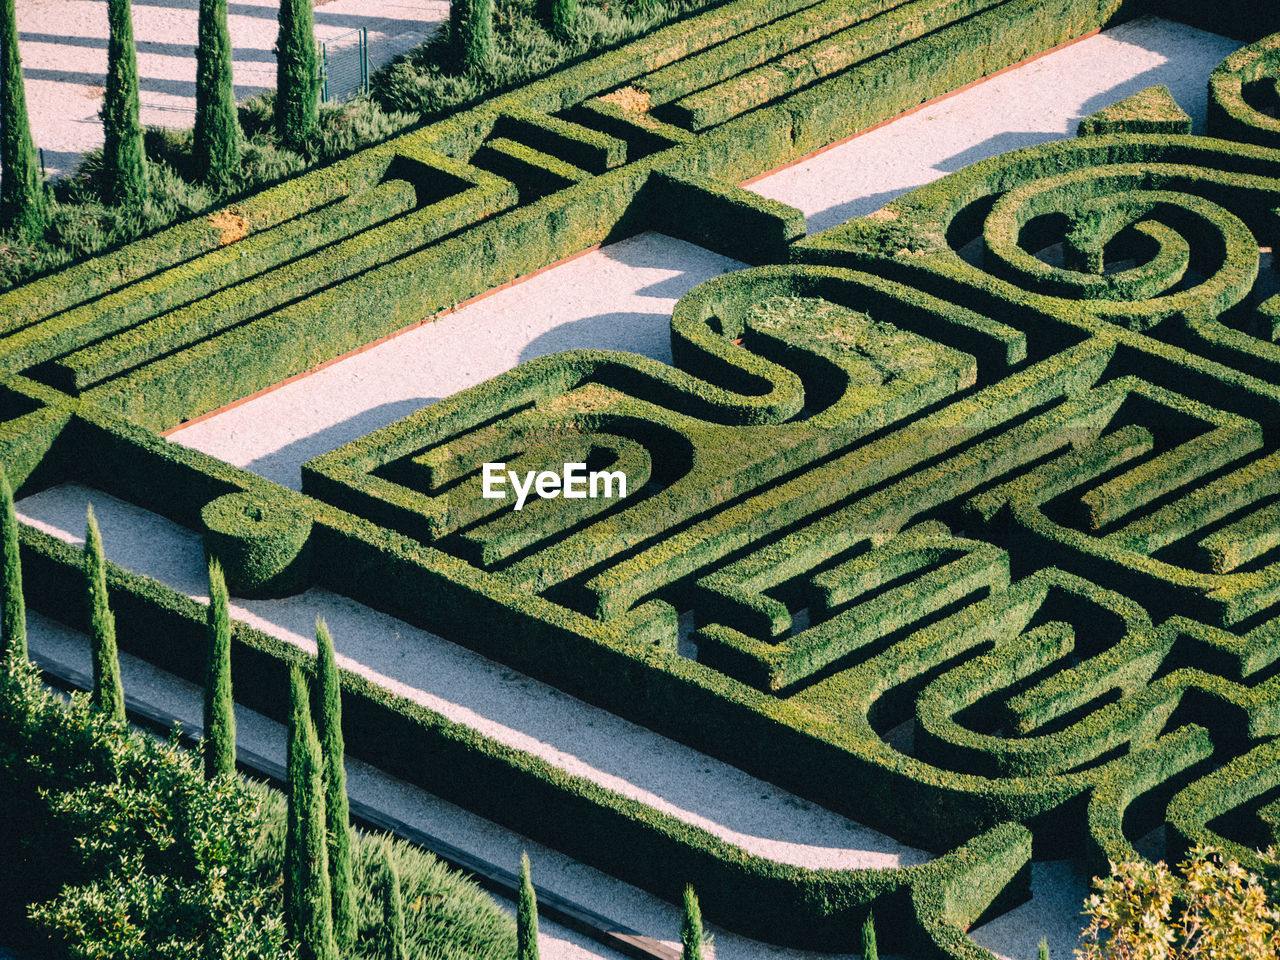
<box><xmin>316</xmin><ymin>618</ymin><xmax>355</xmax><ymax>947</ymax></box>
<box><xmin>275</xmin><ymin>0</ymin><xmax>319</xmax><ymax>151</ymax></box>
<box><xmin>518</xmin><ymin>851</ymin><xmax>539</xmax><ymax>960</ymax></box>
<box><xmin>539</xmin><ymin>0</ymin><xmax>577</xmax><ymax>41</ymax></box>
<box><xmin>203</xmin><ymin>558</ymin><xmax>236</xmax><ymax>779</ymax></box>
<box><xmin>285</xmin><ymin>664</ymin><xmax>337</xmax><ymax>960</ymax></box>
<box><xmin>0</xmin><ymin>470</ymin><xmax>26</xmax><ymax>664</ymax></box>
<box><xmin>1038</xmin><ymin>938</ymin><xmax>1050</xmax><ymax>960</ymax></box>
<box><xmin>381</xmin><ymin>843</ymin><xmax>407</xmax><ymax>960</ymax></box>
<box><xmin>451</xmin><ymin>0</ymin><xmax>494</xmax><ymax>74</ymax></box>
<box><xmin>0</xmin><ymin>0</ymin><xmax>46</xmax><ymax>239</ymax></box>
<box><xmin>103</xmin><ymin>0</ymin><xmax>147</xmax><ymax>205</ymax></box>
<box><xmin>85</xmin><ymin>505</ymin><xmax>125</xmax><ymax>723</ymax></box>
<box><xmin>681</xmin><ymin>885</ymin><xmax>704</xmax><ymax>960</ymax></box>
<box><xmin>194</xmin><ymin>0</ymin><xmax>240</xmax><ymax>186</ymax></box>
<box><xmin>861</xmin><ymin>912</ymin><xmax>878</xmax><ymax>960</ymax></box>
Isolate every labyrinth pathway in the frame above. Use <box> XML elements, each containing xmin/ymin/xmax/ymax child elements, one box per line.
<box><xmin>3</xmin><ymin>3</ymin><xmax>1280</xmax><ymax>960</ymax></box>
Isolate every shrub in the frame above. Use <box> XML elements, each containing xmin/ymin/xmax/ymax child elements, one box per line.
<box><xmin>0</xmin><ymin>469</ymin><xmax>25</xmax><ymax>663</ymax></box>
<box><xmin>1078</xmin><ymin>846</ymin><xmax>1280</xmax><ymax>960</ymax></box>
<box><xmin>681</xmin><ymin>885</ymin><xmax>705</xmax><ymax>960</ymax></box>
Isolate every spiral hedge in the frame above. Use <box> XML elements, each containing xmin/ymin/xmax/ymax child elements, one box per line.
<box><xmin>5</xmin><ymin>4</ymin><xmax>1280</xmax><ymax>958</ymax></box>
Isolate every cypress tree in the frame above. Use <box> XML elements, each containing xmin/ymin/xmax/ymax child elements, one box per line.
<box><xmin>380</xmin><ymin>843</ymin><xmax>407</xmax><ymax>960</ymax></box>
<box><xmin>275</xmin><ymin>0</ymin><xmax>319</xmax><ymax>152</ymax></box>
<box><xmin>203</xmin><ymin>558</ymin><xmax>236</xmax><ymax>780</ymax></box>
<box><xmin>0</xmin><ymin>0</ymin><xmax>46</xmax><ymax>240</ymax></box>
<box><xmin>85</xmin><ymin>505</ymin><xmax>125</xmax><ymax>723</ymax></box>
<box><xmin>681</xmin><ymin>885</ymin><xmax>704</xmax><ymax>960</ymax></box>
<box><xmin>1038</xmin><ymin>938</ymin><xmax>1050</xmax><ymax>960</ymax></box>
<box><xmin>0</xmin><ymin>469</ymin><xmax>25</xmax><ymax>664</ymax></box>
<box><xmin>102</xmin><ymin>0</ymin><xmax>147</xmax><ymax>206</ymax></box>
<box><xmin>315</xmin><ymin>618</ymin><xmax>355</xmax><ymax>947</ymax></box>
<box><xmin>451</xmin><ymin>0</ymin><xmax>493</xmax><ymax>74</ymax></box>
<box><xmin>518</xmin><ymin>851</ymin><xmax>539</xmax><ymax>960</ymax></box>
<box><xmin>285</xmin><ymin>664</ymin><xmax>337</xmax><ymax>960</ymax></box>
<box><xmin>861</xmin><ymin>912</ymin><xmax>878</xmax><ymax>960</ymax></box>
<box><xmin>539</xmin><ymin>0</ymin><xmax>577</xmax><ymax>42</ymax></box>
<box><xmin>194</xmin><ymin>0</ymin><xmax>241</xmax><ymax>187</ymax></box>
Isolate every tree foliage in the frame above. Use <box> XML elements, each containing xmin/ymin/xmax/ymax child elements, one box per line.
<box><xmin>103</xmin><ymin>0</ymin><xmax>148</xmax><ymax>205</ymax></box>
<box><xmin>1079</xmin><ymin>846</ymin><xmax>1280</xmax><ymax>960</ymax></box>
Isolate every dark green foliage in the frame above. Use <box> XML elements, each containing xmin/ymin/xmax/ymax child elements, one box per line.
<box><xmin>0</xmin><ymin>469</ymin><xmax>25</xmax><ymax>663</ymax></box>
<box><xmin>0</xmin><ymin>655</ymin><xmax>288</xmax><ymax>958</ymax></box>
<box><xmin>681</xmin><ymin>885</ymin><xmax>704</xmax><ymax>960</ymax></box>
<box><xmin>0</xmin><ymin>0</ymin><xmax>46</xmax><ymax>240</ymax></box>
<box><xmin>203</xmin><ymin>558</ymin><xmax>236</xmax><ymax>780</ymax></box>
<box><xmin>539</xmin><ymin>0</ymin><xmax>578</xmax><ymax>41</ymax></box>
<box><xmin>316</xmin><ymin>618</ymin><xmax>356</xmax><ymax>948</ymax></box>
<box><xmin>1076</xmin><ymin>85</ymin><xmax>1192</xmax><ymax>136</ymax></box>
<box><xmin>103</xmin><ymin>0</ymin><xmax>148</xmax><ymax>206</ymax></box>
<box><xmin>861</xmin><ymin>912</ymin><xmax>878</xmax><ymax>960</ymax></box>
<box><xmin>453</xmin><ymin>0</ymin><xmax>496</xmax><ymax>74</ymax></box>
<box><xmin>518</xmin><ymin>851</ymin><xmax>539</xmax><ymax>960</ymax></box>
<box><xmin>276</xmin><ymin>0</ymin><xmax>320</xmax><ymax>151</ymax></box>
<box><xmin>379</xmin><ymin>843</ymin><xmax>408</xmax><ymax>960</ymax></box>
<box><xmin>285</xmin><ymin>664</ymin><xmax>337</xmax><ymax>960</ymax></box>
<box><xmin>195</xmin><ymin>0</ymin><xmax>242</xmax><ymax>187</ymax></box>
<box><xmin>202</xmin><ymin>490</ymin><xmax>315</xmax><ymax>597</ymax></box>
<box><xmin>84</xmin><ymin>504</ymin><xmax>125</xmax><ymax>723</ymax></box>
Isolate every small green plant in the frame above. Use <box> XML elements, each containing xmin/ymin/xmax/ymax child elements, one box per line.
<box><xmin>1078</xmin><ymin>845</ymin><xmax>1280</xmax><ymax>960</ymax></box>
<box><xmin>453</xmin><ymin>0</ymin><xmax>496</xmax><ymax>74</ymax></box>
<box><xmin>681</xmin><ymin>884</ymin><xmax>705</xmax><ymax>960</ymax></box>
<box><xmin>0</xmin><ymin>469</ymin><xmax>26</xmax><ymax>664</ymax></box>
<box><xmin>203</xmin><ymin>558</ymin><xmax>236</xmax><ymax>780</ymax></box>
<box><xmin>518</xmin><ymin>851</ymin><xmax>539</xmax><ymax>960</ymax></box>
<box><xmin>85</xmin><ymin>504</ymin><xmax>125</xmax><ymax>723</ymax></box>
<box><xmin>1038</xmin><ymin>936</ymin><xmax>1049</xmax><ymax>960</ymax></box>
<box><xmin>380</xmin><ymin>842</ymin><xmax>408</xmax><ymax>960</ymax></box>
<box><xmin>861</xmin><ymin>911</ymin><xmax>878</xmax><ymax>960</ymax></box>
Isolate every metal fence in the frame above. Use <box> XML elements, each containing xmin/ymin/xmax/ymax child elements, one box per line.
<box><xmin>321</xmin><ymin>27</ymin><xmax>369</xmax><ymax>103</ymax></box>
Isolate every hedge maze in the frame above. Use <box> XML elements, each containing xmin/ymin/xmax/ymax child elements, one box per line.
<box><xmin>5</xmin><ymin>1</ymin><xmax>1280</xmax><ymax>957</ymax></box>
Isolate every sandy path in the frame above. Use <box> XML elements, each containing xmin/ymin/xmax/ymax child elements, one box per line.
<box><xmin>17</xmin><ymin>482</ymin><xmax>930</xmax><ymax>875</ymax></box>
<box><xmin>170</xmin><ymin>233</ymin><xmax>745</xmax><ymax>490</ymax></box>
<box><xmin>747</xmin><ymin>16</ymin><xmax>1241</xmax><ymax>233</ymax></box>
<box><xmin>13</xmin><ymin>0</ymin><xmax>444</xmax><ymax>178</ymax></box>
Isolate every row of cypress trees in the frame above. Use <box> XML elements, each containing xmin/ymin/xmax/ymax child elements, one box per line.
<box><xmin>0</xmin><ymin>0</ymin><xmax>323</xmax><ymax>240</ymax></box>
<box><xmin>4</xmin><ymin>473</ymin><xmax>749</xmax><ymax>960</ymax></box>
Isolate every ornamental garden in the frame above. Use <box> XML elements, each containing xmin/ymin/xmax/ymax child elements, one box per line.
<box><xmin>2</xmin><ymin>0</ymin><xmax>1280</xmax><ymax>957</ymax></box>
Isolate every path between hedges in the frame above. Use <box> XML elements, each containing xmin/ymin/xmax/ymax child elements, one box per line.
<box><xmin>13</xmin><ymin>0</ymin><xmax>443</xmax><ymax>179</ymax></box>
<box><xmin>26</xmin><ymin>15</ymin><xmax>1245</xmax><ymax>960</ymax></box>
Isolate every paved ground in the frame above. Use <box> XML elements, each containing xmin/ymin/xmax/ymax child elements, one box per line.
<box><xmin>172</xmin><ymin>233</ymin><xmax>747</xmax><ymax>490</ymax></box>
<box><xmin>748</xmin><ymin>16</ymin><xmax>1242</xmax><ymax>233</ymax></box>
<box><xmin>12</xmin><ymin>0</ymin><xmax>445</xmax><ymax>178</ymax></box>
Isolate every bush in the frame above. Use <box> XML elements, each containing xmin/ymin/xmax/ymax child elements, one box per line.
<box><xmin>0</xmin><ymin>653</ymin><xmax>516</xmax><ymax>960</ymax></box>
<box><xmin>1079</xmin><ymin>846</ymin><xmax>1280</xmax><ymax>960</ymax></box>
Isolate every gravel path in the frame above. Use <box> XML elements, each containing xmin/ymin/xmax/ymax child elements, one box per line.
<box><xmin>747</xmin><ymin>16</ymin><xmax>1242</xmax><ymax>233</ymax></box>
<box><xmin>170</xmin><ymin>233</ymin><xmax>745</xmax><ymax>490</ymax></box>
<box><xmin>17</xmin><ymin>482</ymin><xmax>930</xmax><ymax>876</ymax></box>
<box><xmin>13</xmin><ymin>0</ymin><xmax>444</xmax><ymax>178</ymax></box>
